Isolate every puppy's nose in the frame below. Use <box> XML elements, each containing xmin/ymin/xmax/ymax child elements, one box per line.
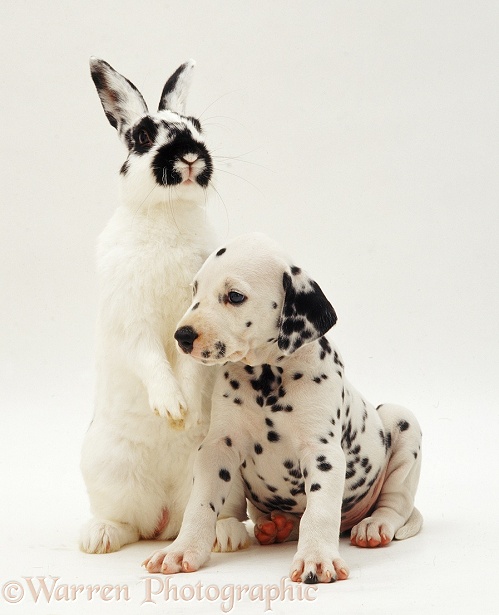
<box><xmin>174</xmin><ymin>326</ymin><xmax>199</xmax><ymax>354</ymax></box>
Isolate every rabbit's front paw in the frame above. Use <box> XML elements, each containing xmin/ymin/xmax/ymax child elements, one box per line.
<box><xmin>148</xmin><ymin>380</ymin><xmax>187</xmax><ymax>430</ymax></box>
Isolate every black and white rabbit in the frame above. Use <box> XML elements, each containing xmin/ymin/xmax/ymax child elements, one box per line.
<box><xmin>80</xmin><ymin>59</ymin><xmax>248</xmax><ymax>554</ymax></box>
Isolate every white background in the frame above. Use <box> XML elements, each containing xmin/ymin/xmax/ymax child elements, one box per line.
<box><xmin>1</xmin><ymin>1</ymin><xmax>498</xmax><ymax>613</ymax></box>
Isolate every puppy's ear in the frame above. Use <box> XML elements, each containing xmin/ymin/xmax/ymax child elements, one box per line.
<box><xmin>277</xmin><ymin>267</ymin><xmax>337</xmax><ymax>355</ymax></box>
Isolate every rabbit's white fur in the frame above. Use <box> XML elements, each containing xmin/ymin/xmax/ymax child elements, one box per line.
<box><xmin>80</xmin><ymin>59</ymin><xmax>248</xmax><ymax>554</ymax></box>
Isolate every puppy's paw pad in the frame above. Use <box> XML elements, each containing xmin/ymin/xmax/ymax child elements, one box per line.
<box><xmin>255</xmin><ymin>512</ymin><xmax>294</xmax><ymax>545</ymax></box>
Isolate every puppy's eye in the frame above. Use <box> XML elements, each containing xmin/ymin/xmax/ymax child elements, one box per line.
<box><xmin>228</xmin><ymin>291</ymin><xmax>246</xmax><ymax>305</ymax></box>
<box><xmin>137</xmin><ymin>129</ymin><xmax>152</xmax><ymax>147</ymax></box>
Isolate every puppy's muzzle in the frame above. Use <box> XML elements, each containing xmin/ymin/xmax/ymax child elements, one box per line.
<box><xmin>174</xmin><ymin>326</ymin><xmax>199</xmax><ymax>354</ymax></box>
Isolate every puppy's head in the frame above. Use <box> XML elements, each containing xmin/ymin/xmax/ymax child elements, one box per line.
<box><xmin>174</xmin><ymin>233</ymin><xmax>337</xmax><ymax>366</ymax></box>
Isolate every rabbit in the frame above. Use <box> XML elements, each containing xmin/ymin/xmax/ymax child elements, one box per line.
<box><xmin>79</xmin><ymin>58</ymin><xmax>249</xmax><ymax>555</ymax></box>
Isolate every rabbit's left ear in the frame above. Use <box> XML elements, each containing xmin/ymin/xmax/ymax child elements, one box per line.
<box><xmin>158</xmin><ymin>59</ymin><xmax>196</xmax><ymax>114</ymax></box>
<box><xmin>277</xmin><ymin>267</ymin><xmax>337</xmax><ymax>355</ymax></box>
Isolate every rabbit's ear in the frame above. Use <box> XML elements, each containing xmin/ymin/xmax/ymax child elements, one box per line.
<box><xmin>90</xmin><ymin>58</ymin><xmax>148</xmax><ymax>135</ymax></box>
<box><xmin>277</xmin><ymin>268</ymin><xmax>337</xmax><ymax>355</ymax></box>
<box><xmin>158</xmin><ymin>60</ymin><xmax>196</xmax><ymax>114</ymax></box>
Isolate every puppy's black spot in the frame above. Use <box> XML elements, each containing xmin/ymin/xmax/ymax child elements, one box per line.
<box><xmin>291</xmin><ymin>266</ymin><xmax>302</xmax><ymax>275</ymax></box>
<box><xmin>230</xmin><ymin>380</ymin><xmax>240</xmax><ymax>390</ymax></box>
<box><xmin>267</xmin><ymin>431</ymin><xmax>280</xmax><ymax>442</ymax></box>
<box><xmin>283</xmin><ymin>459</ymin><xmax>294</xmax><ymax>469</ymax></box>
<box><xmin>310</xmin><ymin>483</ymin><xmax>321</xmax><ymax>492</ymax></box>
<box><xmin>216</xmin><ymin>248</ymin><xmax>226</xmax><ymax>257</ymax></box>
<box><xmin>290</xmin><ymin>483</ymin><xmax>305</xmax><ymax>496</ymax></box>
<box><xmin>265</xmin><ymin>418</ymin><xmax>274</xmax><ymax>427</ymax></box>
<box><xmin>244</xmin><ymin>365</ymin><xmax>254</xmax><ymax>374</ymax></box>
<box><xmin>219</xmin><ymin>468</ymin><xmax>231</xmax><ymax>482</ymax></box>
<box><xmin>350</xmin><ymin>476</ymin><xmax>366</xmax><ymax>490</ymax></box>
<box><xmin>398</xmin><ymin>420</ymin><xmax>410</xmax><ymax>432</ymax></box>
<box><xmin>233</xmin><ymin>398</ymin><xmax>242</xmax><ymax>405</ymax></box>
<box><xmin>318</xmin><ymin>461</ymin><xmax>332</xmax><ymax>472</ymax></box>
<box><xmin>293</xmin><ymin>372</ymin><xmax>303</xmax><ymax>380</ymax></box>
<box><xmin>191</xmin><ymin>302</ymin><xmax>200</xmax><ymax>311</ymax></box>
<box><xmin>225</xmin><ymin>437</ymin><xmax>232</xmax><ymax>447</ymax></box>
<box><xmin>254</xmin><ymin>443</ymin><xmax>263</xmax><ymax>455</ymax></box>
<box><xmin>246</xmin><ymin>321</ymin><xmax>252</xmax><ymax>328</ymax></box>
<box><xmin>214</xmin><ymin>341</ymin><xmax>226</xmax><ymax>358</ymax></box>
<box><xmin>209</xmin><ymin>502</ymin><xmax>215</xmax><ymax>512</ymax></box>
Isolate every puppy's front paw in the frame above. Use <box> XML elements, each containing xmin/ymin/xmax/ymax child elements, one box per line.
<box><xmin>290</xmin><ymin>550</ymin><xmax>349</xmax><ymax>584</ymax></box>
<box><xmin>148</xmin><ymin>380</ymin><xmax>187</xmax><ymax>430</ymax></box>
<box><xmin>143</xmin><ymin>542</ymin><xmax>210</xmax><ymax>574</ymax></box>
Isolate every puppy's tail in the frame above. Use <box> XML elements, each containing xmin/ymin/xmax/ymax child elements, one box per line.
<box><xmin>394</xmin><ymin>507</ymin><xmax>423</xmax><ymax>540</ymax></box>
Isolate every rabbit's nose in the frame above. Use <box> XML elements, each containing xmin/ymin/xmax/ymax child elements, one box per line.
<box><xmin>174</xmin><ymin>326</ymin><xmax>199</xmax><ymax>353</ymax></box>
<box><xmin>180</xmin><ymin>153</ymin><xmax>199</xmax><ymax>164</ymax></box>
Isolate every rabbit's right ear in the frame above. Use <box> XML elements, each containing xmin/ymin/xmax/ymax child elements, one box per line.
<box><xmin>158</xmin><ymin>60</ymin><xmax>196</xmax><ymax>114</ymax></box>
<box><xmin>90</xmin><ymin>58</ymin><xmax>148</xmax><ymax>136</ymax></box>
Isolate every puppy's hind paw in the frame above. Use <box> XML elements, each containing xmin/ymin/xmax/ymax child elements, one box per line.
<box><xmin>350</xmin><ymin>517</ymin><xmax>394</xmax><ymax>548</ymax></box>
<box><xmin>254</xmin><ymin>511</ymin><xmax>296</xmax><ymax>545</ymax></box>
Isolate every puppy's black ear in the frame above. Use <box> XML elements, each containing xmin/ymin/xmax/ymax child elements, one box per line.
<box><xmin>277</xmin><ymin>267</ymin><xmax>337</xmax><ymax>355</ymax></box>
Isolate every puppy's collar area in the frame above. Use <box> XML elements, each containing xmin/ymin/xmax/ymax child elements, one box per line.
<box><xmin>241</xmin><ymin>339</ymin><xmax>315</xmax><ymax>367</ymax></box>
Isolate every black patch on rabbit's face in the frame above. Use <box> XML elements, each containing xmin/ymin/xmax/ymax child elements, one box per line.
<box><xmin>131</xmin><ymin>117</ymin><xmax>159</xmax><ymax>154</ymax></box>
<box><xmin>152</xmin><ymin>127</ymin><xmax>212</xmax><ymax>187</ymax></box>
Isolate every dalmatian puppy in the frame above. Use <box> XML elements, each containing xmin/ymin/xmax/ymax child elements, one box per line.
<box><xmin>144</xmin><ymin>232</ymin><xmax>423</xmax><ymax>583</ymax></box>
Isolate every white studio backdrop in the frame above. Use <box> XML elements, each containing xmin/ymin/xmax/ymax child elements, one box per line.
<box><xmin>0</xmin><ymin>1</ymin><xmax>498</xmax><ymax>614</ymax></box>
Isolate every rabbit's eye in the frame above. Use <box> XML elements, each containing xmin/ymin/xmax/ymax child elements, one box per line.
<box><xmin>137</xmin><ymin>129</ymin><xmax>153</xmax><ymax>147</ymax></box>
